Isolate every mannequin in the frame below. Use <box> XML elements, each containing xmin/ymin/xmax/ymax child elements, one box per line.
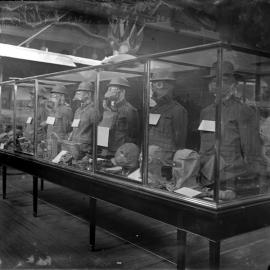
<box><xmin>99</xmin><ymin>76</ymin><xmax>139</xmax><ymax>156</ymax></box>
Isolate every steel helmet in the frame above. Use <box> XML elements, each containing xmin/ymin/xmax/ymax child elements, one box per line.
<box><xmin>108</xmin><ymin>77</ymin><xmax>130</xmax><ymax>88</ymax></box>
<box><xmin>30</xmin><ymin>86</ymin><xmax>49</xmax><ymax>98</ymax></box>
<box><xmin>150</xmin><ymin>71</ymin><xmax>176</xmax><ymax>81</ymax></box>
<box><xmin>77</xmin><ymin>80</ymin><xmax>95</xmax><ymax>92</ymax></box>
<box><xmin>51</xmin><ymin>84</ymin><xmax>67</xmax><ymax>95</ymax></box>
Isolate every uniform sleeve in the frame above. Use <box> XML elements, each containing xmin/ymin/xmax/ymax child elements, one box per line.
<box><xmin>127</xmin><ymin>108</ymin><xmax>139</xmax><ymax>144</ymax></box>
<box><xmin>238</xmin><ymin>105</ymin><xmax>265</xmax><ymax>172</ymax></box>
<box><xmin>63</xmin><ymin>107</ymin><xmax>73</xmax><ymax>134</ymax></box>
<box><xmin>172</xmin><ymin>105</ymin><xmax>188</xmax><ymax>149</ymax></box>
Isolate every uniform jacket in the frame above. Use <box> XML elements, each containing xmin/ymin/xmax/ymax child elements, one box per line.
<box><xmin>106</xmin><ymin>99</ymin><xmax>139</xmax><ymax>154</ymax></box>
<box><xmin>200</xmin><ymin>96</ymin><xmax>264</xmax><ymax>181</ymax></box>
<box><xmin>47</xmin><ymin>104</ymin><xmax>73</xmax><ymax>140</ymax></box>
<box><xmin>24</xmin><ymin>104</ymin><xmax>48</xmax><ymax>143</ymax></box>
<box><xmin>70</xmin><ymin>102</ymin><xmax>99</xmax><ymax>149</ymax></box>
<box><xmin>149</xmin><ymin>96</ymin><xmax>188</xmax><ymax>158</ymax></box>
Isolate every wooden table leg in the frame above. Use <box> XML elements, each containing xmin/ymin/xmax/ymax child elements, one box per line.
<box><xmin>2</xmin><ymin>165</ymin><xmax>7</xmax><ymax>199</ymax></box>
<box><xmin>33</xmin><ymin>176</ymin><xmax>38</xmax><ymax>217</ymax></box>
<box><xmin>209</xmin><ymin>240</ymin><xmax>220</xmax><ymax>270</ymax></box>
<box><xmin>89</xmin><ymin>197</ymin><xmax>97</xmax><ymax>251</ymax></box>
<box><xmin>40</xmin><ymin>178</ymin><xmax>44</xmax><ymax>191</ymax></box>
<box><xmin>177</xmin><ymin>229</ymin><xmax>187</xmax><ymax>270</ymax></box>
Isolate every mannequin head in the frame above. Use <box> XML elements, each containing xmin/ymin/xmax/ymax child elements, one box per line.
<box><xmin>150</xmin><ymin>71</ymin><xmax>175</xmax><ymax>103</ymax></box>
<box><xmin>49</xmin><ymin>85</ymin><xmax>67</xmax><ymax>108</ymax></box>
<box><xmin>206</xmin><ymin>61</ymin><xmax>238</xmax><ymax>100</ymax></box>
<box><xmin>73</xmin><ymin>80</ymin><xmax>94</xmax><ymax>106</ymax></box>
<box><xmin>104</xmin><ymin>77</ymin><xmax>130</xmax><ymax>111</ymax></box>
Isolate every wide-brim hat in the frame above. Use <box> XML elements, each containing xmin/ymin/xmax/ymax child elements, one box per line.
<box><xmin>77</xmin><ymin>80</ymin><xmax>95</xmax><ymax>92</ymax></box>
<box><xmin>108</xmin><ymin>77</ymin><xmax>130</xmax><ymax>88</ymax></box>
<box><xmin>150</xmin><ymin>71</ymin><xmax>176</xmax><ymax>81</ymax></box>
<box><xmin>51</xmin><ymin>84</ymin><xmax>67</xmax><ymax>95</ymax></box>
<box><xmin>204</xmin><ymin>61</ymin><xmax>235</xmax><ymax>79</ymax></box>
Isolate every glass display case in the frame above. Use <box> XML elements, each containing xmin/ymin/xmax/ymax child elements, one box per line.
<box><xmin>1</xmin><ymin>42</ymin><xmax>270</xmax><ymax>207</ymax></box>
<box><xmin>14</xmin><ymin>80</ymin><xmax>36</xmax><ymax>155</ymax></box>
<box><xmin>0</xmin><ymin>82</ymin><xmax>14</xmax><ymax>151</ymax></box>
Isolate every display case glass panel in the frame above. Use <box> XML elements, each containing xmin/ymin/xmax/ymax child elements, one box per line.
<box><xmin>215</xmin><ymin>48</ymin><xmax>270</xmax><ymax>202</ymax></box>
<box><xmin>146</xmin><ymin>48</ymin><xmax>219</xmax><ymax>202</ymax></box>
<box><xmin>95</xmin><ymin>60</ymin><xmax>145</xmax><ymax>182</ymax></box>
<box><xmin>35</xmin><ymin>69</ymin><xmax>98</xmax><ymax>172</ymax></box>
<box><xmin>14</xmin><ymin>80</ymin><xmax>36</xmax><ymax>155</ymax></box>
<box><xmin>0</xmin><ymin>83</ymin><xmax>15</xmax><ymax>151</ymax></box>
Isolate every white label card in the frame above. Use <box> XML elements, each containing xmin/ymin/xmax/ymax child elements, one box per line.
<box><xmin>71</xmin><ymin>119</ymin><xmax>80</xmax><ymax>128</ymax></box>
<box><xmin>0</xmin><ymin>143</ymin><xmax>4</xmax><ymax>150</ymax></box>
<box><xmin>52</xmin><ymin>150</ymin><xmax>68</xmax><ymax>164</ymax></box>
<box><xmin>26</xmin><ymin>117</ymin><xmax>33</xmax><ymax>124</ymax></box>
<box><xmin>198</xmin><ymin>120</ymin><xmax>215</xmax><ymax>132</ymax></box>
<box><xmin>174</xmin><ymin>187</ymin><xmax>202</xmax><ymax>198</ymax></box>
<box><xmin>97</xmin><ymin>126</ymin><xmax>110</xmax><ymax>147</ymax></box>
<box><xmin>128</xmin><ymin>168</ymin><xmax>142</xmax><ymax>182</ymax></box>
<box><xmin>46</xmin><ymin>116</ymin><xmax>55</xmax><ymax>125</ymax></box>
<box><xmin>149</xmin><ymin>113</ymin><xmax>161</xmax><ymax>125</ymax></box>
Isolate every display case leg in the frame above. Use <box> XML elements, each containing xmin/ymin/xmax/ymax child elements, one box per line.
<box><xmin>209</xmin><ymin>240</ymin><xmax>220</xmax><ymax>270</ymax></box>
<box><xmin>40</xmin><ymin>178</ymin><xmax>44</xmax><ymax>191</ymax></box>
<box><xmin>33</xmin><ymin>176</ymin><xmax>38</xmax><ymax>217</ymax></box>
<box><xmin>2</xmin><ymin>165</ymin><xmax>7</xmax><ymax>199</ymax></box>
<box><xmin>89</xmin><ymin>197</ymin><xmax>97</xmax><ymax>251</ymax></box>
<box><xmin>176</xmin><ymin>229</ymin><xmax>187</xmax><ymax>270</ymax></box>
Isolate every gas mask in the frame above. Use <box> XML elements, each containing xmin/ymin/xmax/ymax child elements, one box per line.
<box><xmin>147</xmin><ymin>145</ymin><xmax>168</xmax><ymax>188</ymax></box>
<box><xmin>104</xmin><ymin>86</ymin><xmax>124</xmax><ymax>111</ymax></box>
<box><xmin>49</xmin><ymin>93</ymin><xmax>64</xmax><ymax>108</ymax></box>
<box><xmin>171</xmin><ymin>149</ymin><xmax>200</xmax><ymax>189</ymax></box>
<box><xmin>208</xmin><ymin>76</ymin><xmax>237</xmax><ymax>100</ymax></box>
<box><xmin>151</xmin><ymin>81</ymin><xmax>172</xmax><ymax>103</ymax></box>
<box><xmin>73</xmin><ymin>90</ymin><xmax>91</xmax><ymax>106</ymax></box>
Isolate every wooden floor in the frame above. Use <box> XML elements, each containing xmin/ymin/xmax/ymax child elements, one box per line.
<box><xmin>1</xmin><ymin>168</ymin><xmax>270</xmax><ymax>269</ymax></box>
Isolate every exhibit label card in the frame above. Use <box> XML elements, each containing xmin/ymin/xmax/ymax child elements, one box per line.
<box><xmin>26</xmin><ymin>117</ymin><xmax>33</xmax><ymax>124</ymax></box>
<box><xmin>198</xmin><ymin>120</ymin><xmax>215</xmax><ymax>132</ymax></box>
<box><xmin>174</xmin><ymin>187</ymin><xmax>202</xmax><ymax>198</ymax></box>
<box><xmin>128</xmin><ymin>168</ymin><xmax>142</xmax><ymax>182</ymax></box>
<box><xmin>71</xmin><ymin>119</ymin><xmax>80</xmax><ymax>127</ymax></box>
<box><xmin>149</xmin><ymin>113</ymin><xmax>160</xmax><ymax>125</ymax></box>
<box><xmin>97</xmin><ymin>126</ymin><xmax>110</xmax><ymax>147</ymax></box>
<box><xmin>52</xmin><ymin>150</ymin><xmax>68</xmax><ymax>163</ymax></box>
<box><xmin>46</xmin><ymin>116</ymin><xmax>55</xmax><ymax>125</ymax></box>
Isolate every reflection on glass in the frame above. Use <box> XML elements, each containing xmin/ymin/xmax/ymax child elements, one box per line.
<box><xmin>15</xmin><ymin>83</ymin><xmax>35</xmax><ymax>154</ymax></box>
<box><xmin>97</xmin><ymin>71</ymin><xmax>142</xmax><ymax>180</ymax></box>
<box><xmin>0</xmin><ymin>84</ymin><xmax>14</xmax><ymax>151</ymax></box>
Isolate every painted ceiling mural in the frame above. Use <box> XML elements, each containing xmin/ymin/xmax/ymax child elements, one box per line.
<box><xmin>0</xmin><ymin>0</ymin><xmax>270</xmax><ymax>52</ymax></box>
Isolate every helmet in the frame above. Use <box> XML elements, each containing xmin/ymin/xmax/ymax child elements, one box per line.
<box><xmin>51</xmin><ymin>84</ymin><xmax>67</xmax><ymax>95</ymax></box>
<box><xmin>30</xmin><ymin>86</ymin><xmax>49</xmax><ymax>98</ymax></box>
<box><xmin>204</xmin><ymin>61</ymin><xmax>235</xmax><ymax>78</ymax></box>
<box><xmin>113</xmin><ymin>143</ymin><xmax>140</xmax><ymax>170</ymax></box>
<box><xmin>38</xmin><ymin>87</ymin><xmax>49</xmax><ymax>99</ymax></box>
<box><xmin>108</xmin><ymin>77</ymin><xmax>130</xmax><ymax>88</ymax></box>
<box><xmin>150</xmin><ymin>71</ymin><xmax>176</xmax><ymax>81</ymax></box>
<box><xmin>77</xmin><ymin>80</ymin><xmax>95</xmax><ymax>92</ymax></box>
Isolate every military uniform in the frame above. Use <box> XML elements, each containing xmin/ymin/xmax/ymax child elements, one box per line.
<box><xmin>24</xmin><ymin>103</ymin><xmax>48</xmax><ymax>143</ymax></box>
<box><xmin>149</xmin><ymin>96</ymin><xmax>188</xmax><ymax>160</ymax></box>
<box><xmin>107</xmin><ymin>99</ymin><xmax>139</xmax><ymax>154</ymax></box>
<box><xmin>46</xmin><ymin>103</ymin><xmax>73</xmax><ymax>159</ymax></box>
<box><xmin>200</xmin><ymin>96</ymin><xmax>264</xmax><ymax>182</ymax></box>
<box><xmin>70</xmin><ymin>101</ymin><xmax>97</xmax><ymax>154</ymax></box>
